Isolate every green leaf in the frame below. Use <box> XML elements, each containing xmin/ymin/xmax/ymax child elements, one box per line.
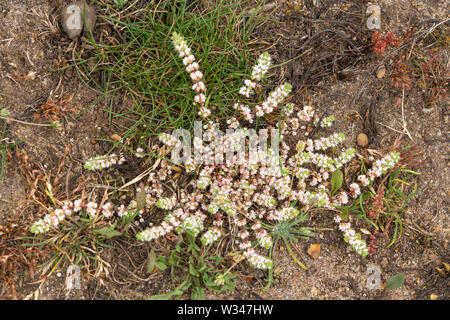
<box><xmin>147</xmin><ymin>280</ymin><xmax>191</xmax><ymax>300</ymax></box>
<box><xmin>147</xmin><ymin>288</ymin><xmax>183</xmax><ymax>300</ymax></box>
<box><xmin>223</xmin><ymin>280</ymin><xmax>236</xmax><ymax>292</ymax></box>
<box><xmin>169</xmin><ymin>251</ymin><xmax>181</xmax><ymax>267</ymax></box>
<box><xmin>93</xmin><ymin>223</ymin><xmax>121</xmax><ymax>239</ymax></box>
<box><xmin>207</xmin><ymin>254</ymin><xmax>224</xmax><ymax>265</ymax></box>
<box><xmin>386</xmin><ymin>273</ymin><xmax>405</xmax><ymax>290</ymax></box>
<box><xmin>191</xmin><ymin>287</ymin><xmax>205</xmax><ymax>300</ymax></box>
<box><xmin>113</xmin><ymin>0</ymin><xmax>128</xmax><ymax>8</ymax></box>
<box><xmin>155</xmin><ymin>255</ymin><xmax>168</xmax><ymax>270</ymax></box>
<box><xmin>298</xmin><ymin>227</ymin><xmax>314</xmax><ymax>237</ymax></box>
<box><xmin>189</xmin><ymin>264</ymin><xmax>198</xmax><ymax>276</ymax></box>
<box><xmin>330</xmin><ymin>169</ymin><xmax>343</xmax><ymax>196</ymax></box>
<box><xmin>0</xmin><ymin>108</ymin><xmax>9</xmax><ymax>117</ymax></box>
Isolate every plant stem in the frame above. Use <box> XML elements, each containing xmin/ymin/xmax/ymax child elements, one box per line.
<box><xmin>0</xmin><ymin>116</ymin><xmax>55</xmax><ymax>127</ymax></box>
<box><xmin>283</xmin><ymin>238</ymin><xmax>307</xmax><ymax>270</ymax></box>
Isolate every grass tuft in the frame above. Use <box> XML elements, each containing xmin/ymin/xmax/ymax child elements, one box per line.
<box><xmin>72</xmin><ymin>0</ymin><xmax>267</xmax><ymax>140</ymax></box>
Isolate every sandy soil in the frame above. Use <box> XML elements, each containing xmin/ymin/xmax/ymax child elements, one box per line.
<box><xmin>0</xmin><ymin>0</ymin><xmax>448</xmax><ymax>300</ymax></box>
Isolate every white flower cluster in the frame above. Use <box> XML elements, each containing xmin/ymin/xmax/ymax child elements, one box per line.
<box><xmin>30</xmin><ymin>200</ymin><xmax>118</xmax><ymax>234</ymax></box>
<box><xmin>334</xmin><ymin>215</ymin><xmax>369</xmax><ymax>257</ymax></box>
<box><xmin>201</xmin><ymin>227</ymin><xmax>222</xmax><ymax>246</ymax></box>
<box><xmin>268</xmin><ymin>207</ymin><xmax>300</xmax><ymax>221</ymax></box>
<box><xmin>244</xmin><ymin>248</ymin><xmax>273</xmax><ymax>270</ymax></box>
<box><xmin>156</xmin><ymin>197</ymin><xmax>176</xmax><ymax>210</ymax></box>
<box><xmin>313</xmin><ymin>133</ymin><xmax>345</xmax><ymax>151</ymax></box>
<box><xmin>251</xmin><ymin>52</ymin><xmax>271</xmax><ymax>82</ymax></box>
<box><xmin>297</xmin><ymin>105</ymin><xmax>315</xmax><ymax>122</ymax></box>
<box><xmin>158</xmin><ymin>132</ymin><xmax>181</xmax><ymax>148</ymax></box>
<box><xmin>254</xmin><ymin>83</ymin><xmax>292</xmax><ymax>118</ymax></box>
<box><xmin>358</xmin><ymin>152</ymin><xmax>401</xmax><ymax>185</ymax></box>
<box><xmin>313</xmin><ymin>115</ymin><xmax>336</xmax><ymax>128</ymax></box>
<box><xmin>84</xmin><ymin>153</ymin><xmax>125</xmax><ymax>171</ymax></box>
<box><xmin>136</xmin><ymin>178</ymin><xmax>164</xmax><ymax>208</ymax></box>
<box><xmin>334</xmin><ymin>148</ymin><xmax>356</xmax><ymax>170</ymax></box>
<box><xmin>183</xmin><ymin>214</ymin><xmax>206</xmax><ymax>236</ymax></box>
<box><xmin>135</xmin><ymin>147</ymin><xmax>145</xmax><ymax>158</ymax></box>
<box><xmin>349</xmin><ymin>183</ymin><xmax>361</xmax><ymax>199</ymax></box>
<box><xmin>239</xmin><ymin>79</ymin><xmax>256</xmax><ymax>98</ymax></box>
<box><xmin>333</xmin><ymin>191</ymin><xmax>349</xmax><ymax>206</ymax></box>
<box><xmin>136</xmin><ymin>209</ymin><xmax>187</xmax><ymax>241</ymax></box>
<box><xmin>136</xmin><ymin>220</ymin><xmax>174</xmax><ymax>241</ymax></box>
<box><xmin>30</xmin><ymin>201</ymin><xmax>72</xmax><ymax>234</ymax></box>
<box><xmin>172</xmin><ymin>32</ymin><xmax>210</xmax><ymax>119</ymax></box>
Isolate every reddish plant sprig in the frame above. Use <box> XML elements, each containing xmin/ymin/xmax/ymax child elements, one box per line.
<box><xmin>371</xmin><ymin>31</ymin><xmax>401</xmax><ymax>56</ymax></box>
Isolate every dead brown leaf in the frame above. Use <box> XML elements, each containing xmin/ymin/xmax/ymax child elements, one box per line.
<box><xmin>307</xmin><ymin>244</ymin><xmax>321</xmax><ymax>259</ymax></box>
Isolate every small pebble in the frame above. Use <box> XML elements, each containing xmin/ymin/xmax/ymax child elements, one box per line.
<box><xmin>357</xmin><ymin>133</ymin><xmax>369</xmax><ymax>147</ymax></box>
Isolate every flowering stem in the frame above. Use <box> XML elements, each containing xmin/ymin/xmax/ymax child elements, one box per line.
<box><xmin>283</xmin><ymin>238</ymin><xmax>307</xmax><ymax>270</ymax></box>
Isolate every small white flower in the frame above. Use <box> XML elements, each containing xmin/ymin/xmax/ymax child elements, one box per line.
<box><xmin>190</xmin><ymin>71</ymin><xmax>203</xmax><ymax>81</ymax></box>
<box><xmin>194</xmin><ymin>93</ymin><xmax>206</xmax><ymax>104</ymax></box>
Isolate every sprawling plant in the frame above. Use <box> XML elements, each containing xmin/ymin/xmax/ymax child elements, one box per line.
<box><xmin>30</xmin><ymin>33</ymin><xmax>402</xmax><ymax>272</ymax></box>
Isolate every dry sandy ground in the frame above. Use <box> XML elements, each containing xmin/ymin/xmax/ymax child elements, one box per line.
<box><xmin>0</xmin><ymin>0</ymin><xmax>448</xmax><ymax>300</ymax></box>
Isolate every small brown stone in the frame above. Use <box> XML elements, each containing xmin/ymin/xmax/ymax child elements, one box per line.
<box><xmin>357</xmin><ymin>133</ymin><xmax>369</xmax><ymax>147</ymax></box>
<box><xmin>111</xmin><ymin>134</ymin><xmax>122</xmax><ymax>141</ymax></box>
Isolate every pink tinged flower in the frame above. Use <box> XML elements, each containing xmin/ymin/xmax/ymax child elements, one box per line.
<box><xmin>255</xmin><ymin>105</ymin><xmax>264</xmax><ymax>117</ymax></box>
<box><xmin>135</xmin><ymin>147</ymin><xmax>145</xmax><ymax>158</ymax></box>
<box><xmin>213</xmin><ymin>219</ymin><xmax>223</xmax><ymax>227</ymax></box>
<box><xmin>239</xmin><ymin>240</ymin><xmax>251</xmax><ymax>250</ymax></box>
<box><xmin>73</xmin><ymin>199</ymin><xmax>83</xmax><ymax>212</ymax></box>
<box><xmin>178</xmin><ymin>47</ymin><xmax>191</xmax><ymax>58</ymax></box>
<box><xmin>243</xmin><ymin>112</ymin><xmax>254</xmax><ymax>123</ymax></box>
<box><xmin>102</xmin><ymin>202</ymin><xmax>114</xmax><ymax>218</ymax></box>
<box><xmin>186</xmin><ymin>62</ymin><xmax>199</xmax><ymax>73</ymax></box>
<box><xmin>192</xmin><ymin>82</ymin><xmax>206</xmax><ymax>92</ymax></box>
<box><xmin>337</xmin><ymin>191</ymin><xmax>348</xmax><ymax>205</ymax></box>
<box><xmin>194</xmin><ymin>94</ymin><xmax>206</xmax><ymax>104</ymax></box>
<box><xmin>199</xmin><ymin>107</ymin><xmax>211</xmax><ymax>118</ymax></box>
<box><xmin>183</xmin><ymin>55</ymin><xmax>195</xmax><ymax>66</ymax></box>
<box><xmin>86</xmin><ymin>202</ymin><xmax>98</xmax><ymax>217</ymax></box>
<box><xmin>357</xmin><ymin>175</ymin><xmax>369</xmax><ymax>186</ymax></box>
<box><xmin>349</xmin><ymin>183</ymin><xmax>361</xmax><ymax>198</ymax></box>
<box><xmin>238</xmin><ymin>230</ymin><xmax>249</xmax><ymax>239</ymax></box>
<box><xmin>190</xmin><ymin>71</ymin><xmax>203</xmax><ymax>81</ymax></box>
<box><xmin>236</xmin><ymin>218</ymin><xmax>247</xmax><ymax>227</ymax></box>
